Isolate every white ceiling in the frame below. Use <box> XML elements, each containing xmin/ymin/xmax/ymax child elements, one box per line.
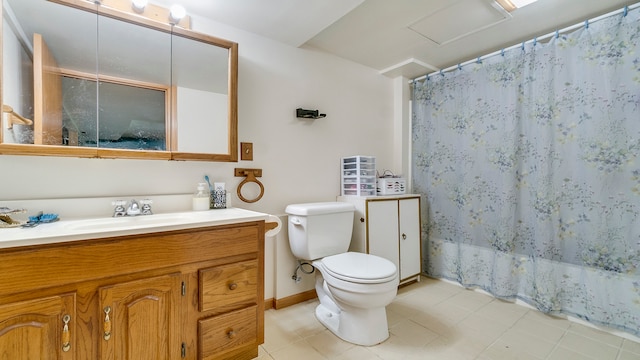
<box><xmin>152</xmin><ymin>0</ymin><xmax>638</xmax><ymax>78</ymax></box>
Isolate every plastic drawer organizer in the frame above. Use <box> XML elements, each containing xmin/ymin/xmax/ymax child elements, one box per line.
<box><xmin>341</xmin><ymin>156</ymin><xmax>376</xmax><ymax>196</ymax></box>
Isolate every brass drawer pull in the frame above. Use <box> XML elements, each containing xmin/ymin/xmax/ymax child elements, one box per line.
<box><xmin>227</xmin><ymin>329</ymin><xmax>236</xmax><ymax>339</ymax></box>
<box><xmin>103</xmin><ymin>306</ymin><xmax>112</xmax><ymax>341</ymax></box>
<box><xmin>228</xmin><ymin>282</ymin><xmax>238</xmax><ymax>290</ymax></box>
<box><xmin>62</xmin><ymin>314</ymin><xmax>71</xmax><ymax>352</ymax></box>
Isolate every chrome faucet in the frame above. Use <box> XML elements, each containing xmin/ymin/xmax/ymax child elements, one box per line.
<box><xmin>126</xmin><ymin>199</ymin><xmax>141</xmax><ymax>216</ymax></box>
<box><xmin>112</xmin><ymin>199</ymin><xmax>153</xmax><ymax>217</ymax></box>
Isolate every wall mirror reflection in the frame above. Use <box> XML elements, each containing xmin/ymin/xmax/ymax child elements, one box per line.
<box><xmin>1</xmin><ymin>0</ymin><xmax>238</xmax><ymax>161</ymax></box>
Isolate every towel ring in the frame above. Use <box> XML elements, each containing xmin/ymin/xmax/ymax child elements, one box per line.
<box><xmin>234</xmin><ymin>168</ymin><xmax>264</xmax><ymax>203</ymax></box>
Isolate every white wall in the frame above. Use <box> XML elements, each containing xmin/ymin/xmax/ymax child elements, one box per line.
<box><xmin>0</xmin><ymin>15</ymin><xmax>395</xmax><ymax>301</ymax></box>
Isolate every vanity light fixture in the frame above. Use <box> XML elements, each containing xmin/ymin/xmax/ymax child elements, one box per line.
<box><xmin>495</xmin><ymin>0</ymin><xmax>539</xmax><ymax>12</ymax></box>
<box><xmin>88</xmin><ymin>0</ymin><xmax>191</xmax><ymax>28</ymax></box>
<box><xmin>131</xmin><ymin>0</ymin><xmax>147</xmax><ymax>12</ymax></box>
<box><xmin>169</xmin><ymin>4</ymin><xmax>186</xmax><ymax>24</ymax></box>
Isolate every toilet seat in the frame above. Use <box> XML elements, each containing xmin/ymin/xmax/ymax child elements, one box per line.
<box><xmin>321</xmin><ymin>252</ymin><xmax>397</xmax><ymax>284</ymax></box>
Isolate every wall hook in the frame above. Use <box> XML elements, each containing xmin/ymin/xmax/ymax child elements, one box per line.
<box><xmin>234</xmin><ymin>168</ymin><xmax>264</xmax><ymax>203</ymax></box>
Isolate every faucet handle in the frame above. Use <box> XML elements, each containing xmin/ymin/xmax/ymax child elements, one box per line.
<box><xmin>112</xmin><ymin>200</ymin><xmax>127</xmax><ymax>217</ymax></box>
<box><xmin>140</xmin><ymin>199</ymin><xmax>153</xmax><ymax>215</ymax></box>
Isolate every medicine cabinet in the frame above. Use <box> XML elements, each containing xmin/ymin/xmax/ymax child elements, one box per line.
<box><xmin>1</xmin><ymin>0</ymin><xmax>238</xmax><ymax>161</ymax></box>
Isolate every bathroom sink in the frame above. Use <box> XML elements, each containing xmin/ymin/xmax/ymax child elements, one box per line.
<box><xmin>62</xmin><ymin>212</ymin><xmax>210</xmax><ymax>231</ymax></box>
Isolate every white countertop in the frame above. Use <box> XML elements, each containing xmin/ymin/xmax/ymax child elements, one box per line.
<box><xmin>0</xmin><ymin>207</ymin><xmax>269</xmax><ymax>249</ymax></box>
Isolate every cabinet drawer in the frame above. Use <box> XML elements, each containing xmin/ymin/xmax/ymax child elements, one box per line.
<box><xmin>199</xmin><ymin>305</ymin><xmax>257</xmax><ymax>360</ymax></box>
<box><xmin>199</xmin><ymin>260</ymin><xmax>258</xmax><ymax>312</ymax></box>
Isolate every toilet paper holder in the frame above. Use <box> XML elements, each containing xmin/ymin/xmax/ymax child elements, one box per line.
<box><xmin>264</xmin><ymin>214</ymin><xmax>282</xmax><ymax>237</ymax></box>
<box><xmin>234</xmin><ymin>168</ymin><xmax>264</xmax><ymax>203</ymax></box>
<box><xmin>265</xmin><ymin>222</ymin><xmax>278</xmax><ymax>231</ymax></box>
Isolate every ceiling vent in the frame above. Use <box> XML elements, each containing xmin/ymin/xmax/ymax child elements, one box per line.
<box><xmin>408</xmin><ymin>0</ymin><xmax>511</xmax><ymax>46</ymax></box>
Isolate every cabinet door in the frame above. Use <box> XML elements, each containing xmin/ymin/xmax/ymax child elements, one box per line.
<box><xmin>367</xmin><ymin>199</ymin><xmax>400</xmax><ymax>270</ymax></box>
<box><xmin>99</xmin><ymin>273</ymin><xmax>182</xmax><ymax>360</ymax></box>
<box><xmin>0</xmin><ymin>293</ymin><xmax>76</xmax><ymax>360</ymax></box>
<box><xmin>399</xmin><ymin>198</ymin><xmax>421</xmax><ymax>280</ymax></box>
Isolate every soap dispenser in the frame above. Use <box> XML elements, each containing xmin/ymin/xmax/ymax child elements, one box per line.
<box><xmin>192</xmin><ymin>183</ymin><xmax>210</xmax><ymax>211</ymax></box>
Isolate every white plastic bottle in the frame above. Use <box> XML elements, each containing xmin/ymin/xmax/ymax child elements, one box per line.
<box><xmin>192</xmin><ymin>183</ymin><xmax>210</xmax><ymax>211</ymax></box>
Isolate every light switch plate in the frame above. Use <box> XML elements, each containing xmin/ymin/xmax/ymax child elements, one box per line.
<box><xmin>241</xmin><ymin>142</ymin><xmax>253</xmax><ymax>160</ymax></box>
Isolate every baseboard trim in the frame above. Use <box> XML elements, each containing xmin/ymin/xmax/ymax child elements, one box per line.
<box><xmin>273</xmin><ymin>290</ymin><xmax>317</xmax><ymax>310</ymax></box>
<box><xmin>264</xmin><ymin>298</ymin><xmax>275</xmax><ymax>310</ymax></box>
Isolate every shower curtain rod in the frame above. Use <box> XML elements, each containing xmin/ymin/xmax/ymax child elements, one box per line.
<box><xmin>412</xmin><ymin>2</ymin><xmax>640</xmax><ymax>82</ymax></box>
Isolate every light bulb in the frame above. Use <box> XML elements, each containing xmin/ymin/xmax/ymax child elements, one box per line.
<box><xmin>132</xmin><ymin>0</ymin><xmax>148</xmax><ymax>12</ymax></box>
<box><xmin>169</xmin><ymin>4</ymin><xmax>186</xmax><ymax>23</ymax></box>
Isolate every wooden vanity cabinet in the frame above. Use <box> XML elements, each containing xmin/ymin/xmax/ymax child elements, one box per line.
<box><xmin>0</xmin><ymin>221</ymin><xmax>265</xmax><ymax>360</ymax></box>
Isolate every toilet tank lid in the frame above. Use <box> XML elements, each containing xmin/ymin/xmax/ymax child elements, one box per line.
<box><xmin>285</xmin><ymin>202</ymin><xmax>355</xmax><ymax>215</ymax></box>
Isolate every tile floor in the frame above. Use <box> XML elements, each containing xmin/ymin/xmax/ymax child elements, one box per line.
<box><xmin>255</xmin><ymin>276</ymin><xmax>640</xmax><ymax>360</ymax></box>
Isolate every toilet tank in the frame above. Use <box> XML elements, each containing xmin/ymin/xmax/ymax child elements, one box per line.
<box><xmin>285</xmin><ymin>202</ymin><xmax>355</xmax><ymax>260</ymax></box>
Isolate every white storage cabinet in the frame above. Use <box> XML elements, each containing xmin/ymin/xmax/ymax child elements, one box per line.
<box><xmin>338</xmin><ymin>194</ymin><xmax>422</xmax><ymax>284</ymax></box>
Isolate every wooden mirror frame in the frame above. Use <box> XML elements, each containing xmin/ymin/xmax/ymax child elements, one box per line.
<box><xmin>0</xmin><ymin>0</ymin><xmax>238</xmax><ymax>162</ymax></box>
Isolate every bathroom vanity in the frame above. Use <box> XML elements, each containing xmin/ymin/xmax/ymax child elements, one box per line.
<box><xmin>0</xmin><ymin>209</ymin><xmax>266</xmax><ymax>360</ymax></box>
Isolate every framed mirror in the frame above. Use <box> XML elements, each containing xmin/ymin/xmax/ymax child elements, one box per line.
<box><xmin>1</xmin><ymin>0</ymin><xmax>238</xmax><ymax>161</ymax></box>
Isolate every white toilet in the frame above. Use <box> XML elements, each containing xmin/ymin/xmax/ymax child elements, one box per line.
<box><xmin>285</xmin><ymin>202</ymin><xmax>399</xmax><ymax>346</ymax></box>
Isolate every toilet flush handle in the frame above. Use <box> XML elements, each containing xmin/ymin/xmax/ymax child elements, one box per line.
<box><xmin>290</xmin><ymin>217</ymin><xmax>302</xmax><ymax>226</ymax></box>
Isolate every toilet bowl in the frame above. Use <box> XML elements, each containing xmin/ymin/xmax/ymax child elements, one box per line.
<box><xmin>312</xmin><ymin>252</ymin><xmax>398</xmax><ymax>346</ymax></box>
<box><xmin>285</xmin><ymin>202</ymin><xmax>399</xmax><ymax>346</ymax></box>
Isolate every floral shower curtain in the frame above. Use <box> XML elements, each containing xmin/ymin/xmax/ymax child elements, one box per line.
<box><xmin>412</xmin><ymin>6</ymin><xmax>640</xmax><ymax>336</ymax></box>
